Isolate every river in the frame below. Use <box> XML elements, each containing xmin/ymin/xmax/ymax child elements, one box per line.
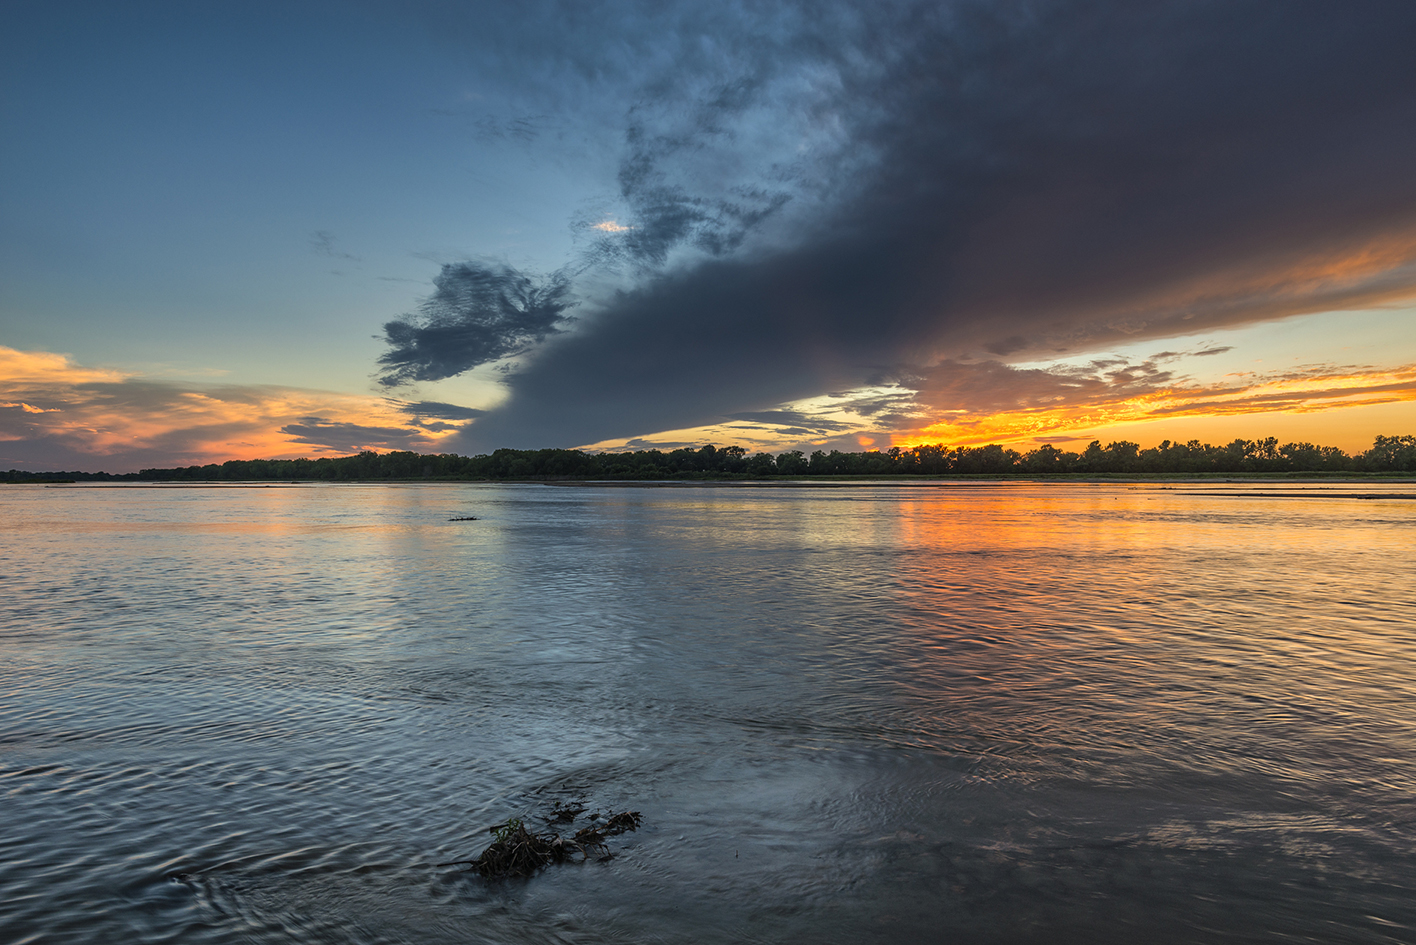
<box><xmin>2</xmin><ymin>480</ymin><xmax>1414</xmax><ymax>943</ymax></box>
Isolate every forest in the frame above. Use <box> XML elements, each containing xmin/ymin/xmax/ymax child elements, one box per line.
<box><xmin>5</xmin><ymin>435</ymin><xmax>1415</xmax><ymax>482</ymax></box>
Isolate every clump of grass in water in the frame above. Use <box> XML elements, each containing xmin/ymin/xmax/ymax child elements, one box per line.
<box><xmin>444</xmin><ymin>806</ymin><xmax>643</xmax><ymax>878</ymax></box>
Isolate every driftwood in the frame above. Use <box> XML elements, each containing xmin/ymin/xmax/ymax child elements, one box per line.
<box><xmin>441</xmin><ymin>805</ymin><xmax>642</xmax><ymax>878</ymax></box>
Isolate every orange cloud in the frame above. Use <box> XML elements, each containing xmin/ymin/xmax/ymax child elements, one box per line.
<box><xmin>0</xmin><ymin>346</ymin><xmax>129</xmax><ymax>386</ymax></box>
<box><xmin>577</xmin><ymin>355</ymin><xmax>1416</xmax><ymax>457</ymax></box>
<box><xmin>894</xmin><ymin>361</ymin><xmax>1416</xmax><ymax>449</ymax></box>
<box><xmin>0</xmin><ymin>346</ymin><xmax>473</xmax><ymax>472</ymax></box>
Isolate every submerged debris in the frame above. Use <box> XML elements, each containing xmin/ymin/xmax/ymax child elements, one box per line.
<box><xmin>548</xmin><ymin>800</ymin><xmax>587</xmax><ymax>823</ymax></box>
<box><xmin>468</xmin><ymin>819</ymin><xmax>574</xmax><ymax>877</ymax></box>
<box><xmin>441</xmin><ymin>806</ymin><xmax>643</xmax><ymax>878</ymax></box>
<box><xmin>604</xmin><ymin>811</ymin><xmax>642</xmax><ymax>831</ymax></box>
<box><xmin>448</xmin><ymin>515</ymin><xmax>478</xmax><ymax>521</ymax></box>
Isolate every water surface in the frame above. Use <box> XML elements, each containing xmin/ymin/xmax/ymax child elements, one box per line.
<box><xmin>2</xmin><ymin>481</ymin><xmax>1414</xmax><ymax>943</ymax></box>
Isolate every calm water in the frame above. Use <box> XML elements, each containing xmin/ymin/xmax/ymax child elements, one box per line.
<box><xmin>2</xmin><ymin>480</ymin><xmax>1415</xmax><ymax>944</ymax></box>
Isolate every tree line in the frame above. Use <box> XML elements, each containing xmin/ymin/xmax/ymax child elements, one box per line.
<box><xmin>5</xmin><ymin>434</ymin><xmax>1414</xmax><ymax>482</ymax></box>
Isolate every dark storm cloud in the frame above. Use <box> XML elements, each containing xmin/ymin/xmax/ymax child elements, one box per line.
<box><xmin>376</xmin><ymin>261</ymin><xmax>576</xmax><ymax>387</ymax></box>
<box><xmin>414</xmin><ymin>0</ymin><xmax>1416</xmax><ymax>449</ymax></box>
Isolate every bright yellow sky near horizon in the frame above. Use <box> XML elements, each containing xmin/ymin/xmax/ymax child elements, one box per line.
<box><xmin>581</xmin><ymin>305</ymin><xmax>1416</xmax><ymax>457</ymax></box>
<box><xmin>5</xmin><ymin>302</ymin><xmax>1415</xmax><ymax>470</ymax></box>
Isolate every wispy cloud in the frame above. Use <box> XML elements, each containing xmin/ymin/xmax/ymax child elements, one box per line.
<box><xmin>310</xmin><ymin>230</ymin><xmax>360</xmax><ymax>262</ymax></box>
<box><xmin>392</xmin><ymin>400</ymin><xmax>487</xmax><ymax>421</ymax></box>
<box><xmin>278</xmin><ymin>418</ymin><xmax>431</xmax><ymax>453</ymax></box>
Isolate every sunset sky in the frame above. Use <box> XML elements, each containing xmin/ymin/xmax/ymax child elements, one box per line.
<box><xmin>3</xmin><ymin>1</ymin><xmax>1415</xmax><ymax>472</ymax></box>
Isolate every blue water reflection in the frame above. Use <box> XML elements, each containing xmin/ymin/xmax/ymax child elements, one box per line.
<box><xmin>2</xmin><ymin>481</ymin><xmax>1414</xmax><ymax>943</ymax></box>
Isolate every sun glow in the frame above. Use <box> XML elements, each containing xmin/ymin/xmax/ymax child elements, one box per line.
<box><xmin>894</xmin><ymin>364</ymin><xmax>1416</xmax><ymax>449</ymax></box>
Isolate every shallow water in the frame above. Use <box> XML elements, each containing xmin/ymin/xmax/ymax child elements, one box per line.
<box><xmin>2</xmin><ymin>480</ymin><xmax>1415</xmax><ymax>944</ymax></box>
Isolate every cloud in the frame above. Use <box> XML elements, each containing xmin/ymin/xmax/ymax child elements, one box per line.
<box><xmin>907</xmin><ymin>357</ymin><xmax>1180</xmax><ymax>416</ymax></box>
<box><xmin>0</xmin><ymin>346</ymin><xmax>470</xmax><ymax>472</ymax></box>
<box><xmin>392</xmin><ymin>400</ymin><xmax>487</xmax><ymax>421</ymax></box>
<box><xmin>406</xmin><ymin>0</ymin><xmax>1416</xmax><ymax>450</ymax></box>
<box><xmin>470</xmin><ymin>114</ymin><xmax>550</xmax><ymax>145</ymax></box>
<box><xmin>0</xmin><ymin>346</ymin><xmax>128</xmax><ymax>387</ymax></box>
<box><xmin>893</xmin><ymin>358</ymin><xmax>1416</xmax><ymax>445</ymax></box>
<box><xmin>310</xmin><ymin>230</ymin><xmax>361</xmax><ymax>264</ymax></box>
<box><xmin>574</xmin><ymin>117</ymin><xmax>794</xmax><ymax>270</ymax></box>
<box><xmin>581</xmin><ymin>354</ymin><xmax>1416</xmax><ymax>454</ymax></box>
<box><xmin>376</xmin><ymin>261</ymin><xmax>576</xmax><ymax>387</ymax></box>
<box><xmin>278</xmin><ymin>418</ymin><xmax>431</xmax><ymax>452</ymax></box>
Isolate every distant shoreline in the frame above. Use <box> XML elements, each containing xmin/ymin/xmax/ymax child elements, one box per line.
<box><xmin>5</xmin><ymin>435</ymin><xmax>1414</xmax><ymax>482</ymax></box>
<box><xmin>9</xmin><ymin>472</ymin><xmax>1416</xmax><ymax>488</ymax></box>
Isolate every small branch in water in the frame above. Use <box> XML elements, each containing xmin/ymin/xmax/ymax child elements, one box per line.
<box><xmin>448</xmin><ymin>515</ymin><xmax>478</xmax><ymax>521</ymax></box>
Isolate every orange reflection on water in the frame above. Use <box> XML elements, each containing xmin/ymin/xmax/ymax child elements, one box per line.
<box><xmin>865</xmin><ymin>484</ymin><xmax>1416</xmax><ymax>772</ymax></box>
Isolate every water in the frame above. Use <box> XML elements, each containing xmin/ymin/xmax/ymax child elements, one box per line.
<box><xmin>2</xmin><ymin>480</ymin><xmax>1414</xmax><ymax>944</ymax></box>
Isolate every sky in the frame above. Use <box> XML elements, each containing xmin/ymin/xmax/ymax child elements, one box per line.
<box><xmin>3</xmin><ymin>0</ymin><xmax>1415</xmax><ymax>472</ymax></box>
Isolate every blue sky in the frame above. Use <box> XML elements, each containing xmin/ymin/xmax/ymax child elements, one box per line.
<box><xmin>3</xmin><ymin>2</ymin><xmax>590</xmax><ymax>386</ymax></box>
<box><xmin>3</xmin><ymin>1</ymin><xmax>1415</xmax><ymax>471</ymax></box>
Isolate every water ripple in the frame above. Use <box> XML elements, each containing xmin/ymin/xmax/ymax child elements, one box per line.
<box><xmin>2</xmin><ymin>482</ymin><xmax>1414</xmax><ymax>943</ymax></box>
